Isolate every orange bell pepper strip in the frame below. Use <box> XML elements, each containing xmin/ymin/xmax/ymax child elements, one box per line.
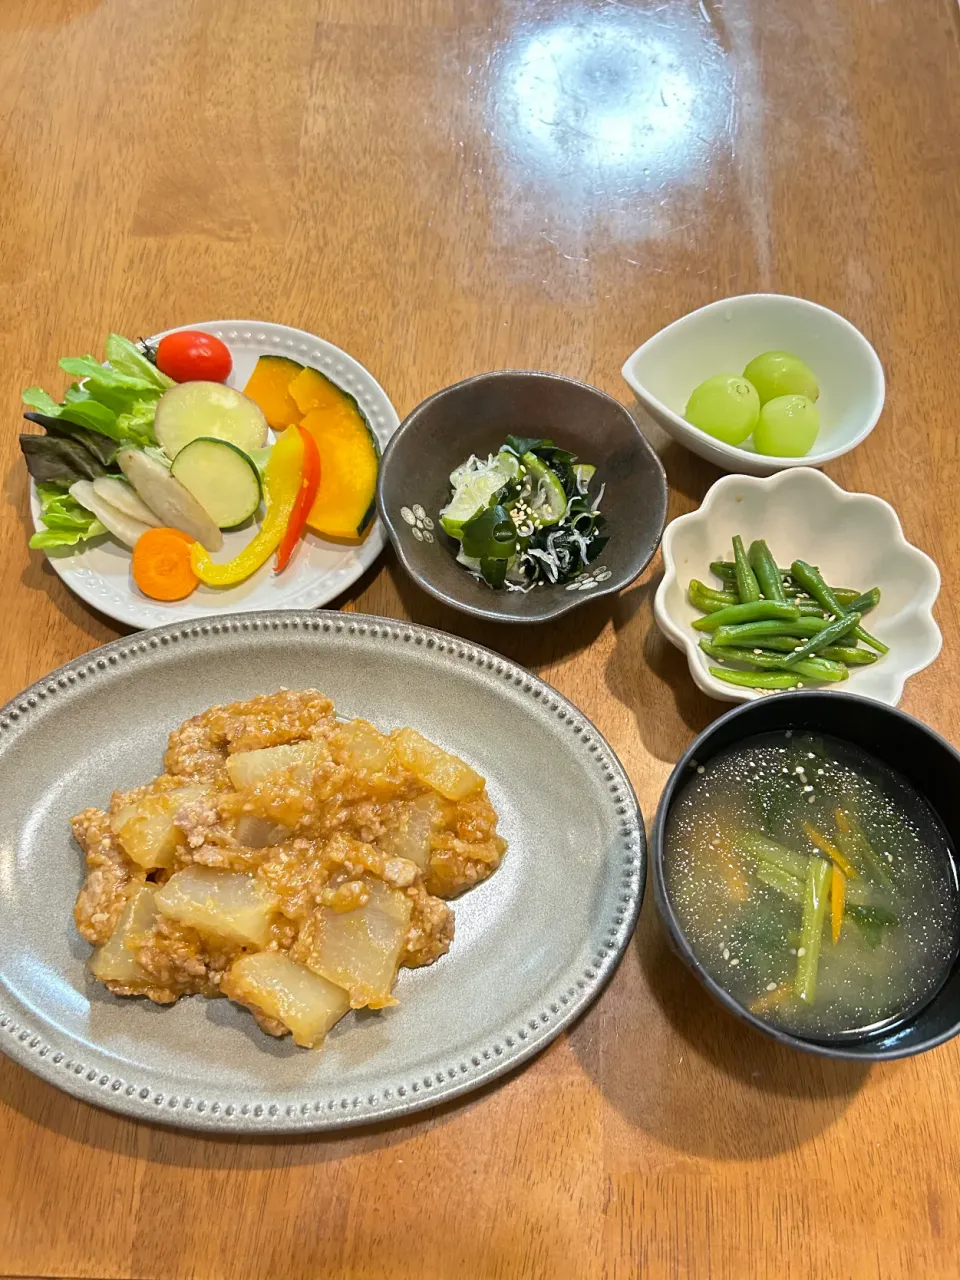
<box><xmin>275</xmin><ymin>425</ymin><xmax>321</xmax><ymax>573</ymax></box>
<box><xmin>190</xmin><ymin>425</ymin><xmax>303</xmax><ymax>586</ymax></box>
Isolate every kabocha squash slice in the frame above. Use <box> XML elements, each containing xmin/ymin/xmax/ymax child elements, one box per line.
<box><xmin>243</xmin><ymin>355</ymin><xmax>304</xmax><ymax>430</ymax></box>
<box><xmin>291</xmin><ymin>368</ymin><xmax>379</xmax><ymax>539</ymax></box>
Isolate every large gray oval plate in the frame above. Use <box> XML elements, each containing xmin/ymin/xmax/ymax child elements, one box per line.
<box><xmin>0</xmin><ymin>612</ymin><xmax>644</xmax><ymax>1133</ymax></box>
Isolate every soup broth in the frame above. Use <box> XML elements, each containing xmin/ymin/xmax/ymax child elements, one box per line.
<box><xmin>665</xmin><ymin>731</ymin><xmax>960</xmax><ymax>1040</ymax></box>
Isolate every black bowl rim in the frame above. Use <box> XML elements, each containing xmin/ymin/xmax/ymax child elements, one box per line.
<box><xmin>376</xmin><ymin>369</ymin><xmax>668</xmax><ymax>624</ymax></box>
<box><xmin>651</xmin><ymin>690</ymin><xmax>960</xmax><ymax>1061</ymax></box>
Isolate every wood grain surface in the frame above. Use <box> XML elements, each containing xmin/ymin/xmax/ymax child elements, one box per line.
<box><xmin>1</xmin><ymin>0</ymin><xmax>959</xmax><ymax>1276</ymax></box>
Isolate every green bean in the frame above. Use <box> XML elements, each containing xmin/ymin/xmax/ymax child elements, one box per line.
<box><xmin>820</xmin><ymin>645</ymin><xmax>877</xmax><ymax>665</ymax></box>
<box><xmin>791</xmin><ymin>560</ymin><xmax>888</xmax><ymax>654</ymax></box>
<box><xmin>699</xmin><ymin>640</ymin><xmax>847</xmax><ymax>682</ymax></box>
<box><xmin>692</xmin><ymin>601</ymin><xmax>800</xmax><ymax>632</ymax></box>
<box><xmin>710</xmin><ymin>559</ymin><xmax>794</xmax><ymax>583</ymax></box>
<box><xmin>732</xmin><ymin>535</ymin><xmax>761</xmax><ymax>604</ymax></box>
<box><xmin>688</xmin><ymin>580</ymin><xmax>738</xmax><ymax>614</ymax></box>
<box><xmin>690</xmin><ymin>578</ymin><xmax>738</xmax><ymax>605</ymax></box>
<box><xmin>779</xmin><ymin>611</ymin><xmax>862</xmax><ymax>667</ymax></box>
<box><xmin>748</xmin><ymin>539</ymin><xmax>788</xmax><ymax>603</ymax></box>
<box><xmin>710</xmin><ymin>617</ymin><xmax>834</xmax><ymax>647</ymax></box>
<box><xmin>833</xmin><ymin>588</ymin><xmax>862</xmax><ymax>606</ymax></box>
<box><xmin>795</xmin><ymin>857</ymin><xmax>831</xmax><ymax>1003</ymax></box>
<box><xmin>707</xmin><ymin>666</ymin><xmax>809</xmax><ymax>690</ymax></box>
<box><xmin>844</xmin><ymin>586</ymin><xmax>881</xmax><ymax>614</ymax></box>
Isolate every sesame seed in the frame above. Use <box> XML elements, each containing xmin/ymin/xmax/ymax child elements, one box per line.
<box><xmin>722</xmin><ymin>947</ymin><xmax>730</xmax><ymax>960</ymax></box>
<box><xmin>797</xmin><ymin>947</ymin><xmax>806</xmax><ymax>957</ymax></box>
<box><xmin>766</xmin><ymin>982</ymin><xmax>777</xmax><ymax>992</ymax></box>
<box><xmin>729</xmin><ymin>958</ymin><xmax>739</xmax><ymax>966</ymax></box>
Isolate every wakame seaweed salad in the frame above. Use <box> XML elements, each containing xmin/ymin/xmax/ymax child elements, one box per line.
<box><xmin>439</xmin><ymin>435</ymin><xmax>608</xmax><ymax>590</ymax></box>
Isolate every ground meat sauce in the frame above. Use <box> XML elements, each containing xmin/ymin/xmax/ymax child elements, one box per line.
<box><xmin>73</xmin><ymin>690</ymin><xmax>506</xmax><ymax>1048</ymax></box>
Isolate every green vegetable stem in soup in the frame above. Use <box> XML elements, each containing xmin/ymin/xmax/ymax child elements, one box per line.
<box><xmin>664</xmin><ymin>731</ymin><xmax>960</xmax><ymax>1041</ymax></box>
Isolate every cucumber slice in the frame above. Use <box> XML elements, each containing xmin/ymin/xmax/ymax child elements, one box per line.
<box><xmin>440</xmin><ymin>451</ymin><xmax>520</xmax><ymax>538</ymax></box>
<box><xmin>170</xmin><ymin>437</ymin><xmax>262</xmax><ymax>530</ymax></box>
<box><xmin>521</xmin><ymin>452</ymin><xmax>567</xmax><ymax>526</ymax></box>
<box><xmin>154</xmin><ymin>381</ymin><xmax>268</xmax><ymax>459</ymax></box>
<box><xmin>573</xmin><ymin>463</ymin><xmax>596</xmax><ymax>490</ymax></box>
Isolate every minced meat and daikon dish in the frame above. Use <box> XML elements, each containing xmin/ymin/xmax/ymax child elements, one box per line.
<box><xmin>72</xmin><ymin>690</ymin><xmax>507</xmax><ymax>1049</ymax></box>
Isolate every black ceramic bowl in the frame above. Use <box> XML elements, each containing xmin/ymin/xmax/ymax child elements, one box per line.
<box><xmin>652</xmin><ymin>691</ymin><xmax>960</xmax><ymax>1060</ymax></box>
<box><xmin>377</xmin><ymin>370</ymin><xmax>668</xmax><ymax>623</ymax></box>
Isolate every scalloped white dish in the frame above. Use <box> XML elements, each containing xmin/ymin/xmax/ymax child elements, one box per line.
<box><xmin>654</xmin><ymin>468</ymin><xmax>941</xmax><ymax>706</ymax></box>
<box><xmin>29</xmin><ymin>321</ymin><xmax>399</xmax><ymax>630</ymax></box>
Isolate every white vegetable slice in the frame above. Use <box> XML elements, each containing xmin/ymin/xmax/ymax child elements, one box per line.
<box><xmin>68</xmin><ymin>479</ymin><xmax>153</xmax><ymax>549</ymax></box>
<box><xmin>221</xmin><ymin>952</ymin><xmax>350</xmax><ymax>1048</ymax></box>
<box><xmin>117</xmin><ymin>448</ymin><xmax>223</xmax><ymax>550</ymax></box>
<box><xmin>309</xmin><ymin>880</ymin><xmax>412</xmax><ymax>1008</ymax></box>
<box><xmin>88</xmin><ymin>884</ymin><xmax>158</xmax><ymax>985</ymax></box>
<box><xmin>155</xmin><ymin>866</ymin><xmax>279</xmax><ymax>947</ymax></box>
<box><xmin>154</xmin><ymin>381</ymin><xmax>268</xmax><ymax>459</ymax></box>
<box><xmin>170</xmin><ymin>438</ymin><xmax>262</xmax><ymax>529</ymax></box>
<box><xmin>92</xmin><ymin>476</ymin><xmax>161</xmax><ymax>527</ymax></box>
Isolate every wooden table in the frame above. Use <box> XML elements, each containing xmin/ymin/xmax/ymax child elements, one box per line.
<box><xmin>1</xmin><ymin>1</ymin><xmax>959</xmax><ymax>1276</ymax></box>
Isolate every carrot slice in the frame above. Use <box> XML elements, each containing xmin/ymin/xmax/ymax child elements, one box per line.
<box><xmin>831</xmin><ymin>863</ymin><xmax>846</xmax><ymax>944</ymax></box>
<box><xmin>133</xmin><ymin>527</ymin><xmax>199</xmax><ymax>601</ymax></box>
<box><xmin>803</xmin><ymin>822</ymin><xmax>858</xmax><ymax>879</ymax></box>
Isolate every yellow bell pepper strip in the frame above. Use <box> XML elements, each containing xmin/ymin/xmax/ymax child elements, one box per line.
<box><xmin>190</xmin><ymin>426</ymin><xmax>303</xmax><ymax>586</ymax></box>
<box><xmin>831</xmin><ymin>863</ymin><xmax>846</xmax><ymax>944</ymax></box>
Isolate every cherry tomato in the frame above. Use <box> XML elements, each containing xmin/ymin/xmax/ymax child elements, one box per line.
<box><xmin>155</xmin><ymin>330</ymin><xmax>233</xmax><ymax>383</ymax></box>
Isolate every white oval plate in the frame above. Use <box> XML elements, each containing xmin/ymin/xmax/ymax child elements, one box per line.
<box><xmin>29</xmin><ymin>321</ymin><xmax>399</xmax><ymax>629</ymax></box>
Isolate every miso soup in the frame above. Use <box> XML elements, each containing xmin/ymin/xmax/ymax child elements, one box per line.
<box><xmin>664</xmin><ymin>731</ymin><xmax>960</xmax><ymax>1040</ymax></box>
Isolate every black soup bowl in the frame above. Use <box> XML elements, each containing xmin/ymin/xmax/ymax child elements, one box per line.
<box><xmin>652</xmin><ymin>691</ymin><xmax>960</xmax><ymax>1061</ymax></box>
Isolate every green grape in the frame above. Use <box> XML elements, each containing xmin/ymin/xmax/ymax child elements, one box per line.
<box><xmin>743</xmin><ymin>351</ymin><xmax>819</xmax><ymax>405</ymax></box>
<box><xmin>685</xmin><ymin>374</ymin><xmax>760</xmax><ymax>446</ymax></box>
<box><xmin>753</xmin><ymin>394</ymin><xmax>820</xmax><ymax>456</ymax></box>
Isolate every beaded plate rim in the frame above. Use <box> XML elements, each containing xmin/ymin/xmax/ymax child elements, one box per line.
<box><xmin>0</xmin><ymin>610</ymin><xmax>645</xmax><ymax>1133</ymax></box>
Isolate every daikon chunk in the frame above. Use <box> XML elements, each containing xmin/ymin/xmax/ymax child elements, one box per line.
<box><xmin>226</xmin><ymin>741</ymin><xmax>325</xmax><ymax>791</ymax></box>
<box><xmin>89</xmin><ymin>884</ymin><xmax>157</xmax><ymax>984</ymax></box>
<box><xmin>155</xmin><ymin>867</ymin><xmax>279</xmax><ymax>947</ymax></box>
<box><xmin>111</xmin><ymin>785</ymin><xmax>207</xmax><ymax>869</ymax></box>
<box><xmin>378</xmin><ymin>792</ymin><xmax>448</xmax><ymax>869</ymax></box>
<box><xmin>393</xmin><ymin>728</ymin><xmax>483</xmax><ymax>800</ymax></box>
<box><xmin>310</xmin><ymin>880</ymin><xmax>412</xmax><ymax>1008</ymax></box>
<box><xmin>222</xmin><ymin>951</ymin><xmax>350</xmax><ymax>1048</ymax></box>
<box><xmin>331</xmin><ymin>719</ymin><xmax>395</xmax><ymax>772</ymax></box>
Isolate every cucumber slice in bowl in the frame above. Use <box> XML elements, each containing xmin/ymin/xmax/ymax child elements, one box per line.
<box><xmin>439</xmin><ymin>450</ymin><xmax>520</xmax><ymax>538</ymax></box>
<box><xmin>521</xmin><ymin>452</ymin><xmax>567</xmax><ymax>526</ymax></box>
<box><xmin>154</xmin><ymin>381</ymin><xmax>268</xmax><ymax>459</ymax></box>
<box><xmin>170</xmin><ymin>437</ymin><xmax>263</xmax><ymax>530</ymax></box>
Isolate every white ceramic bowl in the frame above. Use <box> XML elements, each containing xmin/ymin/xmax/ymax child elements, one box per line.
<box><xmin>654</xmin><ymin>468</ymin><xmax>941</xmax><ymax>706</ymax></box>
<box><xmin>621</xmin><ymin>294</ymin><xmax>885</xmax><ymax>476</ymax></box>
